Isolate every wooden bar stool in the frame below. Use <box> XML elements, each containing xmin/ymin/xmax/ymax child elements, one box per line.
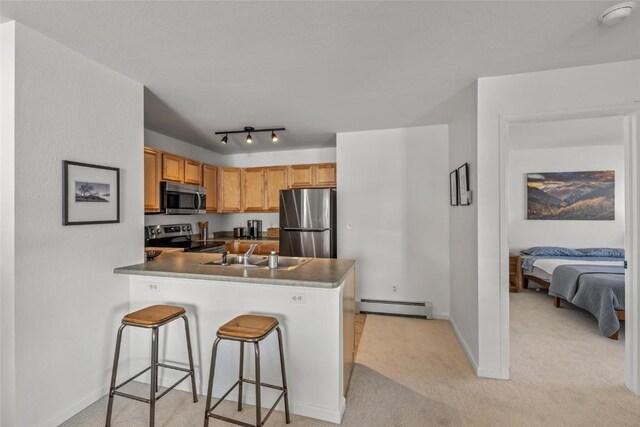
<box><xmin>204</xmin><ymin>315</ymin><xmax>290</xmax><ymax>427</ymax></box>
<box><xmin>105</xmin><ymin>305</ymin><xmax>198</xmax><ymax>427</ymax></box>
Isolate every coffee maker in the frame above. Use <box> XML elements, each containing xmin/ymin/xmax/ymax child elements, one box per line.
<box><xmin>247</xmin><ymin>220</ymin><xmax>263</xmax><ymax>239</ymax></box>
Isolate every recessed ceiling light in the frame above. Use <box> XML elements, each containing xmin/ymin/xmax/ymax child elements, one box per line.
<box><xmin>599</xmin><ymin>2</ymin><xmax>635</xmax><ymax>25</ymax></box>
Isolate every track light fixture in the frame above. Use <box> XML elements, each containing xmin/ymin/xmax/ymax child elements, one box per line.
<box><xmin>215</xmin><ymin>126</ymin><xmax>285</xmax><ymax>145</ymax></box>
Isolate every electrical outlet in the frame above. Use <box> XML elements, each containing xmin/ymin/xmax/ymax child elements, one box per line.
<box><xmin>289</xmin><ymin>293</ymin><xmax>306</xmax><ymax>304</ymax></box>
<box><xmin>148</xmin><ymin>282</ymin><xmax>160</xmax><ymax>292</ymax></box>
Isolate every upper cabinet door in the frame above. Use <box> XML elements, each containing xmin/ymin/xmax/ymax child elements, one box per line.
<box><xmin>162</xmin><ymin>153</ymin><xmax>184</xmax><ymax>182</ymax></box>
<box><xmin>265</xmin><ymin>167</ymin><xmax>288</xmax><ymax>212</ymax></box>
<box><xmin>144</xmin><ymin>147</ymin><xmax>162</xmax><ymax>212</ymax></box>
<box><xmin>314</xmin><ymin>163</ymin><xmax>337</xmax><ymax>187</ymax></box>
<box><xmin>202</xmin><ymin>164</ymin><xmax>218</xmax><ymax>212</ymax></box>
<box><xmin>218</xmin><ymin>167</ymin><xmax>242</xmax><ymax>212</ymax></box>
<box><xmin>289</xmin><ymin>164</ymin><xmax>314</xmax><ymax>188</ymax></box>
<box><xmin>184</xmin><ymin>159</ymin><xmax>202</xmax><ymax>185</ymax></box>
<box><xmin>242</xmin><ymin>168</ymin><xmax>266</xmax><ymax>211</ymax></box>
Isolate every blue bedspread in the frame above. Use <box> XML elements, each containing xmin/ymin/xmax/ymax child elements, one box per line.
<box><xmin>549</xmin><ymin>265</ymin><xmax>625</xmax><ymax>337</ymax></box>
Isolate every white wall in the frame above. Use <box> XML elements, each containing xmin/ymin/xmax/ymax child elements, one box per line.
<box><xmin>447</xmin><ymin>83</ymin><xmax>479</xmax><ymax>371</ymax></box>
<box><xmin>508</xmin><ymin>144</ymin><xmax>625</xmax><ymax>251</ymax></box>
<box><xmin>2</xmin><ymin>22</ymin><xmax>144</xmax><ymax>427</ymax></box>
<box><xmin>1</xmin><ymin>21</ymin><xmax>17</xmax><ymax>427</ymax></box>
<box><xmin>477</xmin><ymin>59</ymin><xmax>640</xmax><ymax>380</ymax></box>
<box><xmin>337</xmin><ymin>125</ymin><xmax>450</xmax><ymax>318</ymax></box>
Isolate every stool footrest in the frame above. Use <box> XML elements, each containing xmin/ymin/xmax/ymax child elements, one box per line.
<box><xmin>111</xmin><ymin>364</ymin><xmax>194</xmax><ymax>403</ymax></box>
<box><xmin>206</xmin><ymin>379</ymin><xmax>287</xmax><ymax>426</ymax></box>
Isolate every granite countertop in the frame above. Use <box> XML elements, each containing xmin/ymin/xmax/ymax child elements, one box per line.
<box><xmin>115</xmin><ymin>252</ymin><xmax>355</xmax><ymax>289</ymax></box>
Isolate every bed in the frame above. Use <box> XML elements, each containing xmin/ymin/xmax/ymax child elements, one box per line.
<box><xmin>519</xmin><ymin>247</ymin><xmax>625</xmax><ymax>339</ymax></box>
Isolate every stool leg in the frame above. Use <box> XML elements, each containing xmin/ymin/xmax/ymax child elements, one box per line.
<box><xmin>254</xmin><ymin>342</ymin><xmax>262</xmax><ymax>427</ymax></box>
<box><xmin>105</xmin><ymin>324</ymin><xmax>126</xmax><ymax>427</ymax></box>
<box><xmin>154</xmin><ymin>327</ymin><xmax>159</xmax><ymax>394</ymax></box>
<box><xmin>182</xmin><ymin>315</ymin><xmax>198</xmax><ymax>403</ymax></box>
<box><xmin>276</xmin><ymin>327</ymin><xmax>291</xmax><ymax>424</ymax></box>
<box><xmin>150</xmin><ymin>327</ymin><xmax>158</xmax><ymax>427</ymax></box>
<box><xmin>204</xmin><ymin>338</ymin><xmax>221</xmax><ymax>427</ymax></box>
<box><xmin>238</xmin><ymin>342</ymin><xmax>244</xmax><ymax>411</ymax></box>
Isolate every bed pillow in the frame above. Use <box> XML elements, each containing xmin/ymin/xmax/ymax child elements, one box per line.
<box><xmin>578</xmin><ymin>248</ymin><xmax>625</xmax><ymax>258</ymax></box>
<box><xmin>520</xmin><ymin>246</ymin><xmax>585</xmax><ymax>257</ymax></box>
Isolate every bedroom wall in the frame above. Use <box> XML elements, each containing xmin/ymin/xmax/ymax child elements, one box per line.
<box><xmin>508</xmin><ymin>121</ymin><xmax>625</xmax><ymax>251</ymax></box>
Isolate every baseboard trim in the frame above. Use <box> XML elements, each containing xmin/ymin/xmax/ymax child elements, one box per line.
<box><xmin>40</xmin><ymin>384</ymin><xmax>109</xmax><ymax>427</ymax></box>
<box><xmin>449</xmin><ymin>317</ymin><xmax>479</xmax><ymax>374</ymax></box>
<box><xmin>433</xmin><ymin>313</ymin><xmax>450</xmax><ymax>320</ymax></box>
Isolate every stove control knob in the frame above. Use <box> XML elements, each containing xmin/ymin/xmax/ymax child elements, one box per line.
<box><xmin>156</xmin><ymin>229</ymin><xmax>162</xmax><ymax>234</ymax></box>
<box><xmin>150</xmin><ymin>229</ymin><xmax>156</xmax><ymax>235</ymax></box>
<box><xmin>182</xmin><ymin>226</ymin><xmax>187</xmax><ymax>231</ymax></box>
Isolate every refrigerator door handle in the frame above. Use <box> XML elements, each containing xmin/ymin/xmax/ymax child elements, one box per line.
<box><xmin>282</xmin><ymin>228</ymin><xmax>330</xmax><ymax>232</ymax></box>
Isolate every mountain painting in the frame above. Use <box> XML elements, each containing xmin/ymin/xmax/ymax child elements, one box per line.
<box><xmin>527</xmin><ymin>171</ymin><xmax>614</xmax><ymax>220</ymax></box>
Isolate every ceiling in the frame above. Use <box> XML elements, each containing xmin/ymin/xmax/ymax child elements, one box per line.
<box><xmin>3</xmin><ymin>1</ymin><xmax>640</xmax><ymax>154</ymax></box>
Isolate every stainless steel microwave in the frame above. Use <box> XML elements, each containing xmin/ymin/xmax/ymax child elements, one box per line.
<box><xmin>161</xmin><ymin>182</ymin><xmax>206</xmax><ymax>214</ymax></box>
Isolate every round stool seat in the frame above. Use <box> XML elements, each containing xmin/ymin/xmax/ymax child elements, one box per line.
<box><xmin>218</xmin><ymin>315</ymin><xmax>278</xmax><ymax>340</ymax></box>
<box><xmin>123</xmin><ymin>304</ymin><xmax>186</xmax><ymax>327</ymax></box>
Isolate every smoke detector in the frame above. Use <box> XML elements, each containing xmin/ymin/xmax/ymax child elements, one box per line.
<box><xmin>599</xmin><ymin>2</ymin><xmax>635</xmax><ymax>25</ymax></box>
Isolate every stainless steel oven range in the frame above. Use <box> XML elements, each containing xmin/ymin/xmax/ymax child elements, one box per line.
<box><xmin>145</xmin><ymin>223</ymin><xmax>225</xmax><ymax>253</ymax></box>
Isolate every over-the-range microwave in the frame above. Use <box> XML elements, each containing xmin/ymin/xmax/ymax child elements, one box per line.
<box><xmin>161</xmin><ymin>182</ymin><xmax>206</xmax><ymax>215</ymax></box>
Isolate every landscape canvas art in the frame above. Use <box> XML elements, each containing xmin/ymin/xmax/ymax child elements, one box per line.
<box><xmin>527</xmin><ymin>171</ymin><xmax>615</xmax><ymax>220</ymax></box>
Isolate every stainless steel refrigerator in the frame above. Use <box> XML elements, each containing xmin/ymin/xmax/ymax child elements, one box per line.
<box><xmin>279</xmin><ymin>188</ymin><xmax>336</xmax><ymax>258</ymax></box>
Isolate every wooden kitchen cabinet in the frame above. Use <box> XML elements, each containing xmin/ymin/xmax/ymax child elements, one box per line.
<box><xmin>289</xmin><ymin>164</ymin><xmax>315</xmax><ymax>188</ymax></box>
<box><xmin>265</xmin><ymin>166</ymin><xmax>288</xmax><ymax>211</ymax></box>
<box><xmin>218</xmin><ymin>167</ymin><xmax>242</xmax><ymax>212</ymax></box>
<box><xmin>144</xmin><ymin>147</ymin><xmax>162</xmax><ymax>212</ymax></box>
<box><xmin>202</xmin><ymin>164</ymin><xmax>218</xmax><ymax>212</ymax></box>
<box><xmin>184</xmin><ymin>159</ymin><xmax>202</xmax><ymax>185</ymax></box>
<box><xmin>162</xmin><ymin>153</ymin><xmax>184</xmax><ymax>182</ymax></box>
<box><xmin>242</xmin><ymin>168</ymin><xmax>266</xmax><ymax>211</ymax></box>
<box><xmin>236</xmin><ymin>241</ymin><xmax>279</xmax><ymax>255</ymax></box>
<box><xmin>314</xmin><ymin>163</ymin><xmax>337</xmax><ymax>187</ymax></box>
<box><xmin>289</xmin><ymin>163</ymin><xmax>337</xmax><ymax>188</ymax></box>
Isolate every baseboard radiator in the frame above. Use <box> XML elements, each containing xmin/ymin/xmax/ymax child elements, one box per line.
<box><xmin>357</xmin><ymin>299</ymin><xmax>433</xmax><ymax>319</ymax></box>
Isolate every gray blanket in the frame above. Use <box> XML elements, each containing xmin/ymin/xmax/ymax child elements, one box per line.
<box><xmin>549</xmin><ymin>265</ymin><xmax>625</xmax><ymax>337</ymax></box>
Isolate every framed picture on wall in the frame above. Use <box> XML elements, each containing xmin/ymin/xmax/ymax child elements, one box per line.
<box><xmin>458</xmin><ymin>163</ymin><xmax>471</xmax><ymax>206</ymax></box>
<box><xmin>63</xmin><ymin>160</ymin><xmax>120</xmax><ymax>225</ymax></box>
<box><xmin>450</xmin><ymin>170</ymin><xmax>459</xmax><ymax>206</ymax></box>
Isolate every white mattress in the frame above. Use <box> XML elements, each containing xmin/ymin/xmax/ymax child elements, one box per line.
<box><xmin>533</xmin><ymin>258</ymin><xmax>624</xmax><ymax>275</ymax></box>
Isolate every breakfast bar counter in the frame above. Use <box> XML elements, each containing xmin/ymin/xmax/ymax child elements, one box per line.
<box><xmin>114</xmin><ymin>252</ymin><xmax>356</xmax><ymax>424</ymax></box>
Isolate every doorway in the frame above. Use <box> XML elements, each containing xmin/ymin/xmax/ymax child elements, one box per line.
<box><xmin>498</xmin><ymin>105</ymin><xmax>640</xmax><ymax>393</ymax></box>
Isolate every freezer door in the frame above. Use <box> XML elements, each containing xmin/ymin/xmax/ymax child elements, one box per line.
<box><xmin>279</xmin><ymin>229</ymin><xmax>334</xmax><ymax>258</ymax></box>
<box><xmin>280</xmin><ymin>188</ymin><xmax>334</xmax><ymax>230</ymax></box>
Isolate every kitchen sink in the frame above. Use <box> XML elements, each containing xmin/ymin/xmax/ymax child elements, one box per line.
<box><xmin>202</xmin><ymin>255</ymin><xmax>268</xmax><ymax>268</ymax></box>
<box><xmin>201</xmin><ymin>255</ymin><xmax>312</xmax><ymax>270</ymax></box>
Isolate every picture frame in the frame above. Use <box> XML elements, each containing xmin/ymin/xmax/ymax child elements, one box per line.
<box><xmin>458</xmin><ymin>163</ymin><xmax>471</xmax><ymax>206</ymax></box>
<box><xmin>450</xmin><ymin>170</ymin><xmax>459</xmax><ymax>206</ymax></box>
<box><xmin>63</xmin><ymin>160</ymin><xmax>120</xmax><ymax>225</ymax></box>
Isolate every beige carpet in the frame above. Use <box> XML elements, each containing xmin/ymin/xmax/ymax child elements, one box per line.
<box><xmin>62</xmin><ymin>290</ymin><xmax>640</xmax><ymax>426</ymax></box>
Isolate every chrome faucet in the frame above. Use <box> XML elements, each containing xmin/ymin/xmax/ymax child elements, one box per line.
<box><xmin>244</xmin><ymin>244</ymin><xmax>258</xmax><ymax>265</ymax></box>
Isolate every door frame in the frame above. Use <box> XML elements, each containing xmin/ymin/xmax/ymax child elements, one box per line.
<box><xmin>498</xmin><ymin>104</ymin><xmax>640</xmax><ymax>393</ymax></box>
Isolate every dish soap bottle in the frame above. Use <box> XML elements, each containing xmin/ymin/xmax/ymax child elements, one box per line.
<box><xmin>268</xmin><ymin>249</ymin><xmax>278</xmax><ymax>269</ymax></box>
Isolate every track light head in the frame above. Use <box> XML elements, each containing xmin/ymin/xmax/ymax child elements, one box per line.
<box><xmin>246</xmin><ymin>132</ymin><xmax>253</xmax><ymax>144</ymax></box>
<box><xmin>221</xmin><ymin>134</ymin><xmax>228</xmax><ymax>144</ymax></box>
<box><xmin>271</xmin><ymin>131</ymin><xmax>278</xmax><ymax>143</ymax></box>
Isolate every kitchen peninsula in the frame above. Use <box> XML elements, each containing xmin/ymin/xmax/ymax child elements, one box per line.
<box><xmin>114</xmin><ymin>252</ymin><xmax>355</xmax><ymax>424</ymax></box>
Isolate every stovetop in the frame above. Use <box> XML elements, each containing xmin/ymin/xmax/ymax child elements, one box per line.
<box><xmin>145</xmin><ymin>223</ymin><xmax>224</xmax><ymax>251</ymax></box>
